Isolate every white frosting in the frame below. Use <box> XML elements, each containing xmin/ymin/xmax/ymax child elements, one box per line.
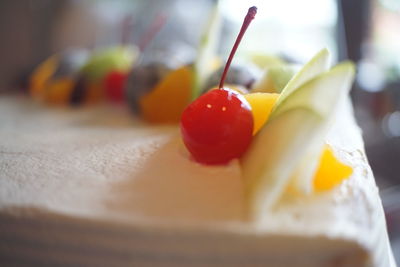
<box><xmin>0</xmin><ymin>95</ymin><xmax>396</xmax><ymax>266</ymax></box>
<box><xmin>0</xmin><ymin>96</ymin><xmax>245</xmax><ymax>224</ymax></box>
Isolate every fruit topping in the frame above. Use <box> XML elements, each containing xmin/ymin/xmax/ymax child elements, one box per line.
<box><xmin>248</xmin><ymin>52</ymin><xmax>286</xmax><ymax>69</ymax></box>
<box><xmin>104</xmin><ymin>71</ymin><xmax>128</xmax><ymax>103</ymax></box>
<box><xmin>45</xmin><ymin>78</ymin><xmax>76</xmax><ymax>105</ymax></box>
<box><xmin>252</xmin><ymin>64</ymin><xmax>300</xmax><ymax>93</ymax></box>
<box><xmin>126</xmin><ymin>3</ymin><xmax>221</xmax><ymax>121</ymax></box>
<box><xmin>80</xmin><ymin>46</ymin><xmax>138</xmax><ymax>83</ymax></box>
<box><xmin>203</xmin><ymin>63</ymin><xmax>261</xmax><ymax>94</ymax></box>
<box><xmin>218</xmin><ymin>7</ymin><xmax>257</xmax><ymax>91</ymax></box>
<box><xmin>272</xmin><ymin>48</ymin><xmax>330</xmax><ymax>115</ymax></box>
<box><xmin>192</xmin><ymin>2</ymin><xmax>222</xmax><ymax>100</ymax></box>
<box><xmin>181</xmin><ymin>6</ymin><xmax>257</xmax><ymax>165</ymax></box>
<box><xmin>241</xmin><ymin>49</ymin><xmax>355</xmax><ymax>217</ymax></box>
<box><xmin>45</xmin><ymin>50</ymin><xmax>89</xmax><ymax>105</ymax></box>
<box><xmin>181</xmin><ymin>88</ymin><xmax>253</xmax><ymax>164</ymax></box>
<box><xmin>30</xmin><ymin>55</ymin><xmax>59</xmax><ymax>99</ymax></box>
<box><xmin>126</xmin><ymin>62</ymin><xmax>172</xmax><ymax>113</ymax></box>
<box><xmin>313</xmin><ymin>145</ymin><xmax>353</xmax><ymax>192</ymax></box>
<box><xmin>140</xmin><ymin>66</ymin><xmax>192</xmax><ymax>123</ymax></box>
<box><xmin>244</xmin><ymin>92</ymin><xmax>279</xmax><ymax>135</ymax></box>
<box><xmin>29</xmin><ymin>50</ymin><xmax>89</xmax><ymax>105</ymax></box>
<box><xmin>62</xmin><ymin>46</ymin><xmax>138</xmax><ymax>106</ymax></box>
<box><xmin>101</xmin><ymin>13</ymin><xmax>167</xmax><ymax>104</ymax></box>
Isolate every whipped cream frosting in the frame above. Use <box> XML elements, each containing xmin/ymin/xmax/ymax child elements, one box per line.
<box><xmin>0</xmin><ymin>95</ymin><xmax>396</xmax><ymax>266</ymax></box>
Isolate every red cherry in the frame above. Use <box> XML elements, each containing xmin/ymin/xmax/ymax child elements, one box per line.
<box><xmin>180</xmin><ymin>7</ymin><xmax>257</xmax><ymax>165</ymax></box>
<box><xmin>181</xmin><ymin>88</ymin><xmax>253</xmax><ymax>164</ymax></box>
<box><xmin>104</xmin><ymin>70</ymin><xmax>128</xmax><ymax>102</ymax></box>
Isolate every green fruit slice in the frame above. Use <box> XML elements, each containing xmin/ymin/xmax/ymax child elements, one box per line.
<box><xmin>272</xmin><ymin>62</ymin><xmax>354</xmax><ymax>118</ymax></box>
<box><xmin>272</xmin><ymin>48</ymin><xmax>330</xmax><ymax>115</ymax></box>
<box><xmin>248</xmin><ymin>52</ymin><xmax>286</xmax><ymax>69</ymax></box>
<box><xmin>281</xmin><ymin>62</ymin><xmax>356</xmax><ymax>194</ymax></box>
<box><xmin>241</xmin><ymin>62</ymin><xmax>355</xmax><ymax>219</ymax></box>
<box><xmin>252</xmin><ymin>64</ymin><xmax>300</xmax><ymax>93</ymax></box>
<box><xmin>80</xmin><ymin>46</ymin><xmax>138</xmax><ymax>81</ymax></box>
<box><xmin>192</xmin><ymin>3</ymin><xmax>221</xmax><ymax>100</ymax></box>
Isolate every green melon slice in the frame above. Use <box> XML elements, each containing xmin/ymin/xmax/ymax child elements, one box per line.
<box><xmin>192</xmin><ymin>3</ymin><xmax>221</xmax><ymax>100</ymax></box>
<box><xmin>241</xmin><ymin>62</ymin><xmax>355</xmax><ymax>219</ymax></box>
<box><xmin>252</xmin><ymin>64</ymin><xmax>300</xmax><ymax>93</ymax></box>
<box><xmin>271</xmin><ymin>48</ymin><xmax>330</xmax><ymax>115</ymax></box>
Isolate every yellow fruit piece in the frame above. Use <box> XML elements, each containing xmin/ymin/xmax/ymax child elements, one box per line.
<box><xmin>244</xmin><ymin>93</ymin><xmax>279</xmax><ymax>135</ymax></box>
<box><xmin>140</xmin><ymin>66</ymin><xmax>192</xmax><ymax>124</ymax></box>
<box><xmin>30</xmin><ymin>56</ymin><xmax>59</xmax><ymax>98</ymax></box>
<box><xmin>45</xmin><ymin>78</ymin><xmax>75</xmax><ymax>105</ymax></box>
<box><xmin>313</xmin><ymin>145</ymin><xmax>353</xmax><ymax>192</ymax></box>
<box><xmin>85</xmin><ymin>81</ymin><xmax>104</xmax><ymax>105</ymax></box>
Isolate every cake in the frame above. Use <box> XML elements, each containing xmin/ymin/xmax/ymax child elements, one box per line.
<box><xmin>0</xmin><ymin>5</ymin><xmax>396</xmax><ymax>266</ymax></box>
<box><xmin>0</xmin><ymin>93</ymin><xmax>396</xmax><ymax>266</ymax></box>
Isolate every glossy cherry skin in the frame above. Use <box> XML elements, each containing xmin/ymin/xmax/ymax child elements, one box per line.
<box><xmin>104</xmin><ymin>70</ymin><xmax>128</xmax><ymax>103</ymax></box>
<box><xmin>180</xmin><ymin>88</ymin><xmax>254</xmax><ymax>165</ymax></box>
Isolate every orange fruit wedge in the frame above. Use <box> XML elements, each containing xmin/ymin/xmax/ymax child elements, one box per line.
<box><xmin>45</xmin><ymin>78</ymin><xmax>75</xmax><ymax>105</ymax></box>
<box><xmin>244</xmin><ymin>92</ymin><xmax>279</xmax><ymax>135</ymax></box>
<box><xmin>30</xmin><ymin>56</ymin><xmax>59</xmax><ymax>98</ymax></box>
<box><xmin>313</xmin><ymin>145</ymin><xmax>353</xmax><ymax>192</ymax></box>
<box><xmin>140</xmin><ymin>66</ymin><xmax>192</xmax><ymax>124</ymax></box>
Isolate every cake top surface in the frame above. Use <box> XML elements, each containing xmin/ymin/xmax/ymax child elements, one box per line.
<box><xmin>0</xmin><ymin>95</ymin><xmax>384</xmax><ymax>242</ymax></box>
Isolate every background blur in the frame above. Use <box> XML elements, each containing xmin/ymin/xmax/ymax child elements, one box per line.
<box><xmin>0</xmin><ymin>0</ymin><xmax>399</xmax><ymax>262</ymax></box>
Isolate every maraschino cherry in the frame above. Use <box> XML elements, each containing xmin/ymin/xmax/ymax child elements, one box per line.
<box><xmin>104</xmin><ymin>71</ymin><xmax>128</xmax><ymax>102</ymax></box>
<box><xmin>180</xmin><ymin>6</ymin><xmax>257</xmax><ymax>165</ymax></box>
<box><xmin>105</xmin><ymin>13</ymin><xmax>167</xmax><ymax>103</ymax></box>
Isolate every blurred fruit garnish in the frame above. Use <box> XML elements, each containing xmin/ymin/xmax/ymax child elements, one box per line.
<box><xmin>313</xmin><ymin>145</ymin><xmax>353</xmax><ymax>192</ymax></box>
<box><xmin>140</xmin><ymin>66</ymin><xmax>192</xmax><ymax>123</ymax></box>
<box><xmin>104</xmin><ymin>71</ymin><xmax>128</xmax><ymax>103</ymax></box>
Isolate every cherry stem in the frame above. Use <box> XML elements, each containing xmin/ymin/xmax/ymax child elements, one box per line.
<box><xmin>138</xmin><ymin>13</ymin><xmax>168</xmax><ymax>52</ymax></box>
<box><xmin>218</xmin><ymin>6</ymin><xmax>257</xmax><ymax>90</ymax></box>
<box><xmin>121</xmin><ymin>15</ymin><xmax>134</xmax><ymax>45</ymax></box>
